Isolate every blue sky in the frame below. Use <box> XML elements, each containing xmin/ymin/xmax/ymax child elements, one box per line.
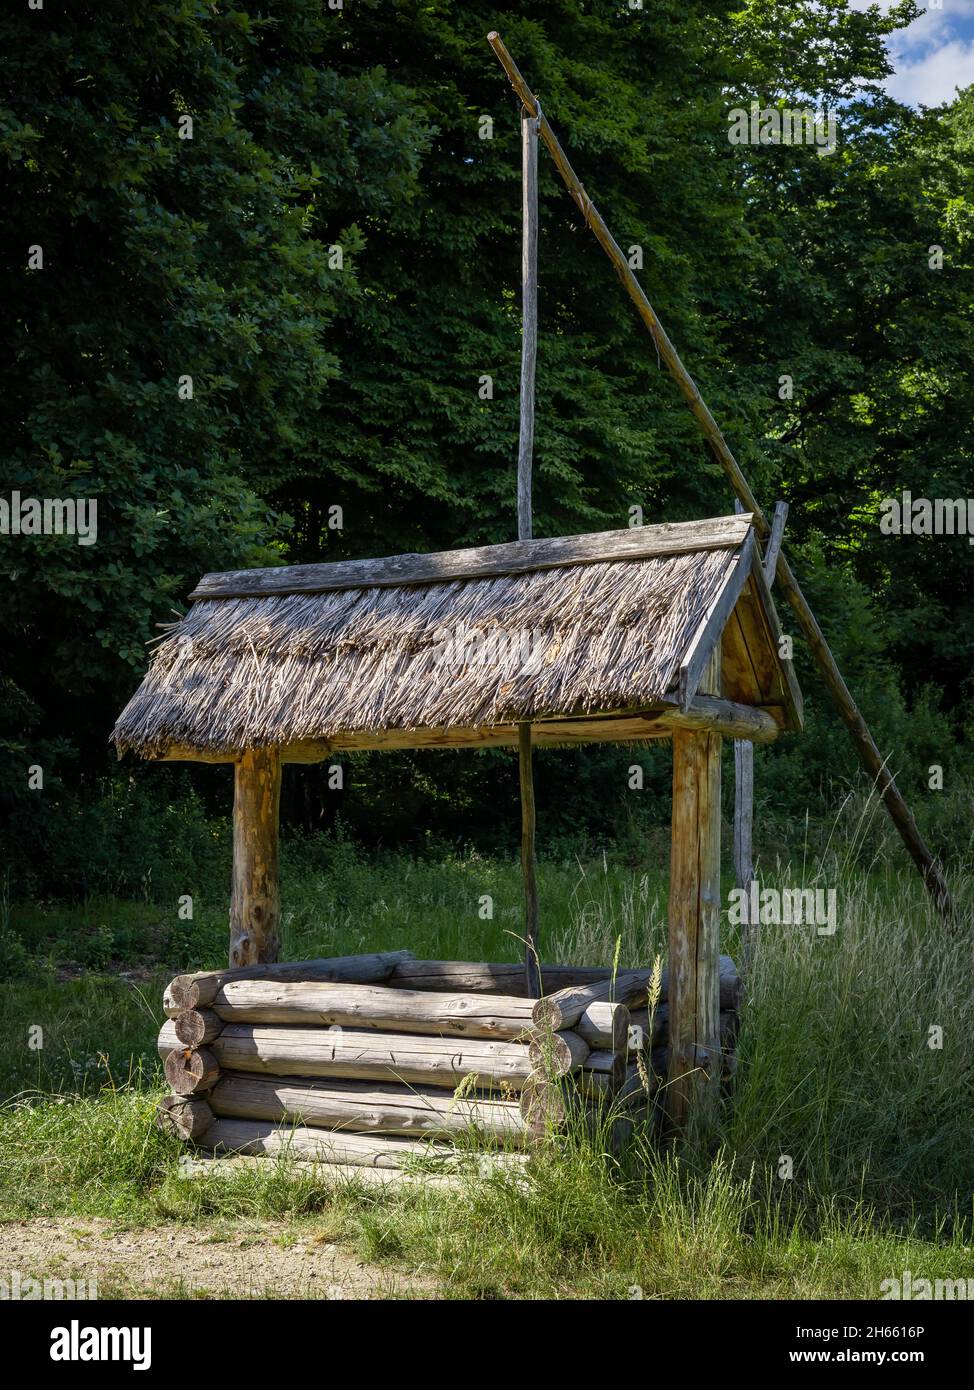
<box><xmin>851</xmin><ymin>1</ymin><xmax>974</xmax><ymax>106</ymax></box>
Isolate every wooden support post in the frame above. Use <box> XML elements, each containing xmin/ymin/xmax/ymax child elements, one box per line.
<box><xmin>229</xmin><ymin>748</ymin><xmax>282</xmax><ymax>968</ymax></box>
<box><xmin>486</xmin><ymin>29</ymin><xmax>953</xmax><ymax>924</ymax></box>
<box><xmin>667</xmin><ymin>653</ymin><xmax>722</xmax><ymax>1135</ymax></box>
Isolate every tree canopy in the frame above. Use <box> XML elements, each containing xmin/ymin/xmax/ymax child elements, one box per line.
<box><xmin>2</xmin><ymin>0</ymin><xmax>971</xmax><ymax>880</ymax></box>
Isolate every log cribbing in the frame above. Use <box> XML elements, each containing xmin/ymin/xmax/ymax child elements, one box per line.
<box><xmin>486</xmin><ymin>27</ymin><xmax>951</xmax><ymax>922</ymax></box>
<box><xmin>209</xmin><ymin>1073</ymin><xmax>528</xmax><ymax>1142</ymax></box>
<box><xmin>164</xmin><ymin>950</ymin><xmax>416</xmax><ymax>1014</ymax></box>
<box><xmin>532</xmin><ymin>970</ymin><xmax>651</xmax><ymax>1032</ymax></box>
<box><xmin>207</xmin><ymin>979</ymin><xmax>536</xmax><ymax>1040</ymax></box>
<box><xmin>200</xmin><ymin>1118</ymin><xmax>452</xmax><ymax>1168</ymax></box>
<box><xmin>158</xmin><ymin>1018</ymin><xmax>179</xmax><ymax>1057</ymax></box>
<box><xmin>526</xmin><ymin>1029</ymin><xmax>589</xmax><ymax>1078</ymax></box>
<box><xmin>518</xmin><ymin>1081</ymin><xmax>635</xmax><ymax>1148</ymax></box>
<box><xmin>212</xmin><ymin>1024</ymin><xmax>537</xmax><ymax>1090</ymax></box>
<box><xmin>156</xmin><ymin>1095</ymin><xmax>214</xmax><ymax>1141</ymax></box>
<box><xmin>177</xmin><ymin>1155</ymin><xmax>480</xmax><ymax>1189</ymax></box>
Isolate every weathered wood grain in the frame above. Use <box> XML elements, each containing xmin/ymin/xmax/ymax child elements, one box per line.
<box><xmin>173</xmin><ymin>1008</ymin><xmax>223</xmax><ymax>1048</ymax></box>
<box><xmin>525</xmin><ymin>1029</ymin><xmax>589</xmax><ymax>1078</ymax></box>
<box><xmin>165</xmin><ymin>950</ymin><xmax>415</xmax><ymax>1014</ymax></box>
<box><xmin>156</xmin><ymin>1095</ymin><xmax>214</xmax><ymax>1140</ymax></box>
<box><xmin>199</xmin><ymin>1117</ymin><xmax>460</xmax><ymax>1169</ymax></box>
<box><xmin>164</xmin><ymin>1045</ymin><xmax>219</xmax><ymax>1096</ymax></box>
<box><xmin>189</xmin><ymin>516</ymin><xmax>751</xmax><ymax>601</ymax></box>
<box><xmin>229</xmin><ymin>747</ymin><xmax>281</xmax><ymax>968</ymax></box>
<box><xmin>209</xmin><ymin>1072</ymin><xmax>527</xmax><ymax>1142</ymax></box>
<box><xmin>213</xmin><ymin>1024</ymin><xmax>536</xmax><ymax>1090</ymax></box>
<box><xmin>208</xmin><ymin>979</ymin><xmax>535</xmax><ymax>1040</ymax></box>
<box><xmin>575</xmin><ymin>1001</ymin><xmax>630</xmax><ymax>1051</ymax></box>
<box><xmin>666</xmin><ymin>720</ymin><xmax>722</xmax><ymax>1132</ymax></box>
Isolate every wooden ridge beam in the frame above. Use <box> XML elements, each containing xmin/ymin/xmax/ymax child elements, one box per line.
<box><xmin>188</xmin><ymin>515</ymin><xmax>750</xmax><ymax>600</ymax></box>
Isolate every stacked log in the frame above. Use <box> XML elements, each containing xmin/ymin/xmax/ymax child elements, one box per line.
<box><xmin>208</xmin><ymin>1074</ymin><xmax>526</xmax><ymax>1141</ymax></box>
<box><xmin>157</xmin><ymin>952</ymin><xmax>742</xmax><ymax>1169</ymax></box>
<box><xmin>206</xmin><ymin>979</ymin><xmax>536</xmax><ymax>1039</ymax></box>
<box><xmin>156</xmin><ymin>954</ymin><xmax>587</xmax><ymax>1167</ymax></box>
<box><xmin>163</xmin><ymin>949</ymin><xmax>416</xmax><ymax>1014</ymax></box>
<box><xmin>521</xmin><ymin>981</ymin><xmax>628</xmax><ymax>1134</ymax></box>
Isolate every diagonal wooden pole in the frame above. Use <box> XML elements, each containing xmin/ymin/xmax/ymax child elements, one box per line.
<box><xmin>487</xmin><ymin>31</ymin><xmax>952</xmax><ymax>921</ymax></box>
<box><xmin>518</xmin><ymin>104</ymin><xmax>542</xmax><ymax>997</ymax></box>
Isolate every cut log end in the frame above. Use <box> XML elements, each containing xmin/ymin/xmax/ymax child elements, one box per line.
<box><xmin>164</xmin><ymin>1046</ymin><xmax>219</xmax><ymax>1095</ymax></box>
<box><xmin>173</xmin><ymin>1008</ymin><xmax>222</xmax><ymax>1048</ymax></box>
<box><xmin>526</xmin><ymin>1029</ymin><xmax>589</xmax><ymax>1078</ymax></box>
<box><xmin>156</xmin><ymin>1095</ymin><xmax>214</xmax><ymax>1141</ymax></box>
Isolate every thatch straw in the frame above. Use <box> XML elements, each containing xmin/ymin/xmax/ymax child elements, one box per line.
<box><xmin>113</xmin><ymin>545</ymin><xmax>739</xmax><ymax>757</ymax></box>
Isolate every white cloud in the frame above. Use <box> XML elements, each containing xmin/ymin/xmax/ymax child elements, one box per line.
<box><xmin>886</xmin><ymin>37</ymin><xmax>974</xmax><ymax>106</ymax></box>
<box><xmin>845</xmin><ymin>0</ymin><xmax>974</xmax><ymax>105</ymax></box>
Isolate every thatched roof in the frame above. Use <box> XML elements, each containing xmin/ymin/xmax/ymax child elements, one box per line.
<box><xmin>113</xmin><ymin>515</ymin><xmax>802</xmax><ymax>759</ymax></box>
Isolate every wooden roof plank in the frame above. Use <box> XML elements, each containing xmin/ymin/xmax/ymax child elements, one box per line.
<box><xmin>189</xmin><ymin>515</ymin><xmax>753</xmax><ymax>601</ymax></box>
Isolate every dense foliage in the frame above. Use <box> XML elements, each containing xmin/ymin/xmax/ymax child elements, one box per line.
<box><xmin>1</xmin><ymin>0</ymin><xmax>972</xmax><ymax>892</ymax></box>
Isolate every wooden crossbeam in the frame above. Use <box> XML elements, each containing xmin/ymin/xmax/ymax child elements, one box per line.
<box><xmin>155</xmin><ymin>697</ymin><xmax>783</xmax><ymax>764</ymax></box>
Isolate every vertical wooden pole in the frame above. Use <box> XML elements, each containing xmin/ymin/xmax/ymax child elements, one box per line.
<box><xmin>519</xmin><ymin>722</ymin><xmax>541</xmax><ymax>997</ymax></box>
<box><xmin>667</xmin><ymin>653</ymin><xmax>722</xmax><ymax>1135</ymax></box>
<box><xmin>518</xmin><ymin>106</ymin><xmax>541</xmax><ymax>997</ymax></box>
<box><xmin>229</xmin><ymin>748</ymin><xmax>282</xmax><ymax>968</ymax></box>
<box><xmin>517</xmin><ymin>108</ymin><xmax>538</xmax><ymax>540</ymax></box>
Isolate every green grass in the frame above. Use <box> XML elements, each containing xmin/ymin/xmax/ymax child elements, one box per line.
<box><xmin>1</xmin><ymin>814</ymin><xmax>973</xmax><ymax>1299</ymax></box>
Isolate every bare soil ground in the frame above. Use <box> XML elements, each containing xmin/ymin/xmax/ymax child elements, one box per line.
<box><xmin>0</xmin><ymin>1217</ymin><xmax>436</xmax><ymax>1299</ymax></box>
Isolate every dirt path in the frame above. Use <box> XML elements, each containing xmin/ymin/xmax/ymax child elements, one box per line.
<box><xmin>0</xmin><ymin>1217</ymin><xmax>436</xmax><ymax>1299</ymax></box>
